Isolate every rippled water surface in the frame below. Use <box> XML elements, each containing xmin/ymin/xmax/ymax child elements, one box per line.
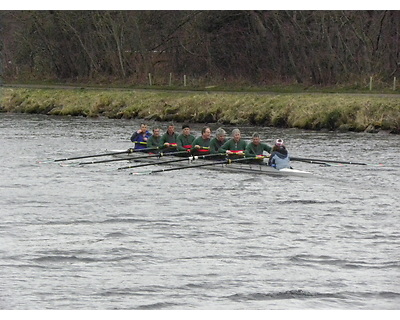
<box><xmin>1</xmin><ymin>113</ymin><xmax>399</xmax><ymax>310</ymax></box>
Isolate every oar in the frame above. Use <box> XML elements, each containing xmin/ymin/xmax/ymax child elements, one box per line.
<box><xmin>290</xmin><ymin>156</ymin><xmax>368</xmax><ymax>166</ymax></box>
<box><xmin>79</xmin><ymin>150</ymin><xmax>188</xmax><ymax>165</ymax></box>
<box><xmin>129</xmin><ymin>156</ymin><xmax>260</xmax><ymax>175</ymax></box>
<box><xmin>52</xmin><ymin>147</ymin><xmax>158</xmax><ymax>162</ymax></box>
<box><xmin>117</xmin><ymin>153</ymin><xmax>225</xmax><ymax>170</ymax></box>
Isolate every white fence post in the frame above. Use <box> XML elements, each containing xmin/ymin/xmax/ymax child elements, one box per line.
<box><xmin>148</xmin><ymin>73</ymin><xmax>152</xmax><ymax>86</ymax></box>
<box><xmin>369</xmin><ymin>76</ymin><xmax>373</xmax><ymax>91</ymax></box>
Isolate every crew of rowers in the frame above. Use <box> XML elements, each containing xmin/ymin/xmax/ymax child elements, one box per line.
<box><xmin>130</xmin><ymin>123</ymin><xmax>291</xmax><ymax>169</ymax></box>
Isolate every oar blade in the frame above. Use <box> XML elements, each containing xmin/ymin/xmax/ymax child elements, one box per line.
<box><xmin>52</xmin><ymin>148</ymin><xmax>136</xmax><ymax>162</ymax></box>
<box><xmin>129</xmin><ymin>171</ymin><xmax>154</xmax><ymax>175</ymax></box>
<box><xmin>291</xmin><ymin>156</ymin><xmax>368</xmax><ymax>166</ymax></box>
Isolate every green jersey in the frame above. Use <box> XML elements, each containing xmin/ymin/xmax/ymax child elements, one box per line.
<box><xmin>159</xmin><ymin>132</ymin><xmax>179</xmax><ymax>153</ymax></box>
<box><xmin>191</xmin><ymin>136</ymin><xmax>211</xmax><ymax>155</ymax></box>
<box><xmin>177</xmin><ymin>134</ymin><xmax>195</xmax><ymax>151</ymax></box>
<box><xmin>147</xmin><ymin>135</ymin><xmax>162</xmax><ymax>149</ymax></box>
<box><xmin>209</xmin><ymin>137</ymin><xmax>227</xmax><ymax>154</ymax></box>
<box><xmin>245</xmin><ymin>142</ymin><xmax>272</xmax><ymax>157</ymax></box>
<box><xmin>160</xmin><ymin>132</ymin><xmax>178</xmax><ymax>145</ymax></box>
<box><xmin>218</xmin><ymin>139</ymin><xmax>247</xmax><ymax>153</ymax></box>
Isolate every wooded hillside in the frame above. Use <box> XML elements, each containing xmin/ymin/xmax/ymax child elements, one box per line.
<box><xmin>1</xmin><ymin>10</ymin><xmax>399</xmax><ymax>87</ymax></box>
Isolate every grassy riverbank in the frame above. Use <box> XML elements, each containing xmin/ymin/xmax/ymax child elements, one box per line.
<box><xmin>1</xmin><ymin>87</ymin><xmax>399</xmax><ymax>133</ymax></box>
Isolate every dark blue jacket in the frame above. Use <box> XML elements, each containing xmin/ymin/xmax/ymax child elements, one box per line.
<box><xmin>131</xmin><ymin>131</ymin><xmax>152</xmax><ymax>150</ymax></box>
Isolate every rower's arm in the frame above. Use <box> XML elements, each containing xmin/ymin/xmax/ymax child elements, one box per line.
<box><xmin>218</xmin><ymin>140</ymin><xmax>231</xmax><ymax>153</ymax></box>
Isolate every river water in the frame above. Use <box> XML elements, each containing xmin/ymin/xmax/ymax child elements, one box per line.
<box><xmin>1</xmin><ymin>113</ymin><xmax>399</xmax><ymax>310</ymax></box>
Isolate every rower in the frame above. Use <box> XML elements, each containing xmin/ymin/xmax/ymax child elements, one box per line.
<box><xmin>177</xmin><ymin>124</ymin><xmax>195</xmax><ymax>154</ymax></box>
<box><xmin>209</xmin><ymin>127</ymin><xmax>227</xmax><ymax>159</ymax></box>
<box><xmin>268</xmin><ymin>139</ymin><xmax>291</xmax><ymax>169</ymax></box>
<box><xmin>130</xmin><ymin>122</ymin><xmax>152</xmax><ymax>151</ymax></box>
<box><xmin>218</xmin><ymin>128</ymin><xmax>247</xmax><ymax>159</ymax></box>
<box><xmin>191</xmin><ymin>126</ymin><xmax>212</xmax><ymax>156</ymax></box>
<box><xmin>146</xmin><ymin>127</ymin><xmax>162</xmax><ymax>153</ymax></box>
<box><xmin>245</xmin><ymin>132</ymin><xmax>272</xmax><ymax>163</ymax></box>
<box><xmin>160</xmin><ymin>123</ymin><xmax>179</xmax><ymax>153</ymax></box>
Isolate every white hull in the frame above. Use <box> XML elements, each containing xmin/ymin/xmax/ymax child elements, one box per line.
<box><xmin>110</xmin><ymin>150</ymin><xmax>312</xmax><ymax>177</ymax></box>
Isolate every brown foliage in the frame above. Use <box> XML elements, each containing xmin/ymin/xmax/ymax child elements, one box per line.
<box><xmin>1</xmin><ymin>10</ymin><xmax>399</xmax><ymax>86</ymax></box>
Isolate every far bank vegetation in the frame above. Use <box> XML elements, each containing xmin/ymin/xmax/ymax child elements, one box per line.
<box><xmin>1</xmin><ymin>88</ymin><xmax>399</xmax><ymax>134</ymax></box>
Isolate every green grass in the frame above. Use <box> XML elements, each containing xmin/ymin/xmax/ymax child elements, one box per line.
<box><xmin>1</xmin><ymin>86</ymin><xmax>399</xmax><ymax>133</ymax></box>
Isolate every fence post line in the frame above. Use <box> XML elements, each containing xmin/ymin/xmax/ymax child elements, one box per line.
<box><xmin>169</xmin><ymin>73</ymin><xmax>172</xmax><ymax>86</ymax></box>
<box><xmin>369</xmin><ymin>76</ymin><xmax>373</xmax><ymax>91</ymax></box>
<box><xmin>184</xmin><ymin>75</ymin><xmax>187</xmax><ymax>87</ymax></box>
<box><xmin>148</xmin><ymin>73</ymin><xmax>152</xmax><ymax>86</ymax></box>
<box><xmin>394</xmin><ymin>77</ymin><xmax>397</xmax><ymax>91</ymax></box>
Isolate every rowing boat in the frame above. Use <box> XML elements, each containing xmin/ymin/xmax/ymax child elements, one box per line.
<box><xmin>109</xmin><ymin>150</ymin><xmax>313</xmax><ymax>177</ymax></box>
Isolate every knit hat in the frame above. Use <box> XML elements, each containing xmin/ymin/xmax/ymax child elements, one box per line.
<box><xmin>275</xmin><ymin>138</ymin><xmax>284</xmax><ymax>146</ymax></box>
